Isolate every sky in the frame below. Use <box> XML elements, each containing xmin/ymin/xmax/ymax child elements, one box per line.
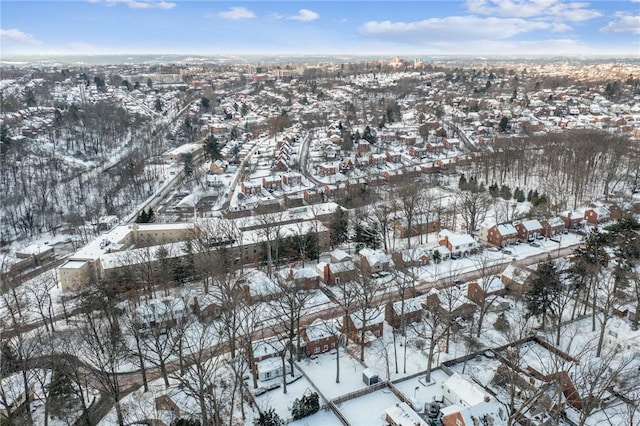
<box><xmin>1</xmin><ymin>0</ymin><xmax>639</xmax><ymax>57</ymax></box>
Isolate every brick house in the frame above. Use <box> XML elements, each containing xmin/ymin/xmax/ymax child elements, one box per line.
<box><xmin>316</xmin><ymin>261</ymin><xmax>356</xmax><ymax>285</ymax></box>
<box><xmin>583</xmin><ymin>206</ymin><xmax>611</xmax><ymax>225</ymax></box>
<box><xmin>318</xmin><ymin>162</ymin><xmax>338</xmax><ymax>176</ymax></box>
<box><xmin>391</xmin><ymin>246</ymin><xmax>431</xmax><ymax>268</ymax></box>
<box><xmin>358</xmin><ymin>248</ymin><xmax>391</xmax><ymax>276</ymax></box>
<box><xmin>541</xmin><ymin>217</ymin><xmax>565</xmax><ymax>237</ymax></box>
<box><xmin>500</xmin><ymin>262</ymin><xmax>534</xmax><ymax>294</ymax></box>
<box><xmin>409</xmin><ymin>145</ymin><xmax>428</xmax><ymax>158</ymax></box>
<box><xmin>385</xmin><ymin>296</ymin><xmax>425</xmax><ymax>330</ymax></box>
<box><xmin>394</xmin><ymin>212</ymin><xmax>440</xmax><ymax>238</ymax></box>
<box><xmin>301</xmin><ymin>319</ymin><xmax>337</xmax><ymax>356</ymax></box>
<box><xmin>426</xmin><ymin>288</ymin><xmax>477</xmax><ymax>321</ymax></box>
<box><xmin>442</xmin><ymin>137</ymin><xmax>461</xmax><ymax>149</ymax></box>
<box><xmin>466</xmin><ymin>277</ymin><xmax>507</xmax><ymax>307</ymax></box>
<box><xmin>515</xmin><ymin>219</ymin><xmax>544</xmax><ymax>241</ymax></box>
<box><xmin>559</xmin><ymin>210</ymin><xmax>583</xmax><ymax>229</ymax></box>
<box><xmin>338</xmin><ymin>307</ymin><xmax>384</xmax><ymax>344</ymax></box>
<box><xmin>438</xmin><ymin>230</ymin><xmax>478</xmax><ymax>257</ymax></box>
<box><xmin>479</xmin><ymin>223</ymin><xmax>518</xmax><ymax>247</ymax></box>
<box><xmin>282</xmin><ymin>172</ymin><xmax>302</xmax><ymax>187</ymax></box>
<box><xmin>241</xmin><ymin>180</ymin><xmax>262</xmax><ymax>195</ymax></box>
<box><xmin>368</xmin><ymin>153</ymin><xmax>387</xmax><ymax>166</ymax></box>
<box><xmin>262</xmin><ymin>175</ymin><xmax>282</xmax><ymax>191</ymax></box>
<box><xmin>284</xmin><ymin>267</ymin><xmax>319</xmax><ymax>290</ymax></box>
<box><xmin>385</xmin><ymin>151</ymin><xmax>402</xmax><ymax>163</ymax></box>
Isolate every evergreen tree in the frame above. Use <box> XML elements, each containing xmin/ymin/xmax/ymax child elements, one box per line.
<box><xmin>500</xmin><ymin>184</ymin><xmax>512</xmax><ymax>200</ymax></box>
<box><xmin>489</xmin><ymin>182</ymin><xmax>500</xmax><ymax>198</ymax></box>
<box><xmin>329</xmin><ymin>207</ymin><xmax>349</xmax><ymax>248</ymax></box>
<box><xmin>203</xmin><ymin>135</ymin><xmax>222</xmax><ymax>161</ymax></box>
<box><xmin>499</xmin><ymin>116</ymin><xmax>509</xmax><ymax>132</ymax></box>
<box><xmin>525</xmin><ymin>260</ymin><xmax>561</xmax><ymax>329</ymax></box>
<box><xmin>254</xmin><ymin>408</ymin><xmax>283</xmax><ymax>426</ymax></box>
<box><xmin>291</xmin><ymin>391</ymin><xmax>320</xmax><ymax>420</ymax></box>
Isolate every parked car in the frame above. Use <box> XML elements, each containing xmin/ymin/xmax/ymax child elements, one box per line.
<box><xmin>529</xmin><ymin>241</ymin><xmax>541</xmax><ymax>247</ymax></box>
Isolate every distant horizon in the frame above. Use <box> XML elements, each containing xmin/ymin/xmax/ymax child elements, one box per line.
<box><xmin>2</xmin><ymin>52</ymin><xmax>639</xmax><ymax>67</ymax></box>
<box><xmin>2</xmin><ymin>1</ymin><xmax>639</xmax><ymax>59</ymax></box>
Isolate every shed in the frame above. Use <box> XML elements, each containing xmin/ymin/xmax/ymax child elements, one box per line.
<box><xmin>362</xmin><ymin>368</ymin><xmax>379</xmax><ymax>386</ymax></box>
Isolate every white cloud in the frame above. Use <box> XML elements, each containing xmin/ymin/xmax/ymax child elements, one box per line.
<box><xmin>0</xmin><ymin>28</ymin><xmax>42</xmax><ymax>45</ymax></box>
<box><xmin>601</xmin><ymin>13</ymin><xmax>640</xmax><ymax>34</ymax></box>
<box><xmin>102</xmin><ymin>0</ymin><xmax>176</xmax><ymax>9</ymax></box>
<box><xmin>360</xmin><ymin>16</ymin><xmax>557</xmax><ymax>41</ymax></box>
<box><xmin>217</xmin><ymin>6</ymin><xmax>255</xmax><ymax>20</ymax></box>
<box><xmin>466</xmin><ymin>0</ymin><xmax>600</xmax><ymax>21</ymax></box>
<box><xmin>287</xmin><ymin>9</ymin><xmax>319</xmax><ymax>22</ymax></box>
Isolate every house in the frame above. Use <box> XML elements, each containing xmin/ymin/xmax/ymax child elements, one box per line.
<box><xmin>541</xmin><ymin>217</ymin><xmax>565</xmax><ymax>237</ymax></box>
<box><xmin>440</xmin><ymin>373</ymin><xmax>507</xmax><ymax>426</ymax></box>
<box><xmin>442</xmin><ymin>137</ymin><xmax>461</xmax><ymax>150</ymax></box>
<box><xmin>316</xmin><ymin>261</ymin><xmax>356</xmax><ymax>285</ymax></box>
<box><xmin>357</xmin><ymin>139</ymin><xmax>371</xmax><ymax>153</ymax></box>
<box><xmin>338</xmin><ymin>306</ymin><xmax>384</xmax><ymax>344</ymax></box>
<box><xmin>426</xmin><ymin>287</ymin><xmax>477</xmax><ymax>321</ymax></box>
<box><xmin>479</xmin><ymin>222</ymin><xmax>518</xmax><ymax>247</ymax></box>
<box><xmin>466</xmin><ymin>278</ymin><xmax>509</xmax><ymax>311</ymax></box>
<box><xmin>559</xmin><ymin>210</ymin><xmax>583</xmax><ymax>229</ymax></box>
<box><xmin>251</xmin><ymin>336</ymin><xmax>284</xmax><ymax>363</ymax></box>
<box><xmin>256</xmin><ymin>356</ymin><xmax>292</xmax><ymax>382</ymax></box>
<box><xmin>385</xmin><ymin>402</ymin><xmax>428</xmax><ymax>426</ymax></box>
<box><xmin>357</xmin><ymin>248</ymin><xmax>391</xmax><ymax>276</ymax></box>
<box><xmin>329</xmin><ymin>248</ymin><xmax>351</xmax><ymax>263</ymax></box>
<box><xmin>209</xmin><ymin>160</ymin><xmax>226</xmax><ymax>174</ymax></box>
<box><xmin>318</xmin><ymin>162</ymin><xmax>338</xmax><ymax>176</ymax></box>
<box><xmin>432</xmin><ymin>245</ymin><xmax>451</xmax><ymax>262</ymax></box>
<box><xmin>282</xmin><ymin>172</ymin><xmax>302</xmax><ymax>187</ymax></box>
<box><xmin>583</xmin><ymin>206</ymin><xmax>611</xmax><ymax>225</ymax></box>
<box><xmin>385</xmin><ymin>296</ymin><xmax>425</xmax><ymax>329</ymax></box>
<box><xmin>301</xmin><ymin>319</ymin><xmax>337</xmax><ymax>356</ymax></box>
<box><xmin>394</xmin><ymin>212</ymin><xmax>440</xmax><ymax>238</ymax></box>
<box><xmin>241</xmin><ymin>180</ymin><xmax>262</xmax><ymax>195</ymax></box>
<box><xmin>500</xmin><ymin>262</ymin><xmax>534</xmax><ymax>294</ymax></box>
<box><xmin>262</xmin><ymin>175</ymin><xmax>282</xmax><ymax>191</ymax></box>
<box><xmin>392</xmin><ymin>246</ymin><xmax>431</xmax><ymax>268</ymax></box>
<box><xmin>135</xmin><ymin>297</ymin><xmax>188</xmax><ymax>334</ymax></box>
<box><xmin>515</xmin><ymin>219</ymin><xmax>544</xmax><ymax>241</ymax></box>
<box><xmin>438</xmin><ymin>230</ymin><xmax>478</xmax><ymax>257</ymax></box>
<box><xmin>386</xmin><ymin>151</ymin><xmax>402</xmax><ymax>163</ymax></box>
<box><xmin>284</xmin><ymin>267</ymin><xmax>320</xmax><ymax>290</ymax></box>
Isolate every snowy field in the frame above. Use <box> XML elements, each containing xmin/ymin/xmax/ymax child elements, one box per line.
<box><xmin>252</xmin><ymin>373</ymin><xmax>318</xmax><ymax>423</ymax></box>
<box><xmin>296</xmin><ymin>349</ymin><xmax>368</xmax><ymax>399</ymax></box>
<box><xmin>337</xmin><ymin>387</ymin><xmax>402</xmax><ymax>426</ymax></box>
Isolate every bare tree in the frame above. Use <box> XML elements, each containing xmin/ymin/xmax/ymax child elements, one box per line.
<box><xmin>170</xmin><ymin>321</ymin><xmax>230</xmax><ymax>426</ymax></box>
<box><xmin>456</xmin><ymin>188</ymin><xmax>491</xmax><ymax>234</ymax></box>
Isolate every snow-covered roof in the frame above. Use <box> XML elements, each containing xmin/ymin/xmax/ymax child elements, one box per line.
<box><xmin>385</xmin><ymin>402</ymin><xmax>428</xmax><ymax>426</ymax></box>
<box><xmin>443</xmin><ymin>373</ymin><xmax>491</xmax><ymax>407</ymax></box>
<box><xmin>304</xmin><ymin>319</ymin><xmax>335</xmax><ymax>342</ymax></box>
<box><xmin>16</xmin><ymin>243</ymin><xmax>53</xmax><ymax>256</ymax></box>
<box><xmin>519</xmin><ymin>219</ymin><xmax>543</xmax><ymax>231</ymax></box>
<box><xmin>351</xmin><ymin>306</ymin><xmax>384</xmax><ymax>328</ymax></box>
<box><xmin>391</xmin><ymin>296</ymin><xmax>425</xmax><ymax>315</ymax></box>
<box><xmin>358</xmin><ymin>248</ymin><xmax>390</xmax><ymax>267</ymax></box>
<box><xmin>545</xmin><ymin>217</ymin><xmax>565</xmax><ymax>227</ymax></box>
<box><xmin>496</xmin><ymin>223</ymin><xmax>517</xmax><ymax>236</ymax></box>
<box><xmin>439</xmin><ymin>229</ymin><xmax>477</xmax><ymax>247</ymax></box>
<box><xmin>501</xmin><ymin>262</ymin><xmax>533</xmax><ymax>283</ymax></box>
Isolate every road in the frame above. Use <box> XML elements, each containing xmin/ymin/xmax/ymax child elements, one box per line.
<box><xmin>298</xmin><ymin>131</ymin><xmax>323</xmax><ymax>186</ymax></box>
